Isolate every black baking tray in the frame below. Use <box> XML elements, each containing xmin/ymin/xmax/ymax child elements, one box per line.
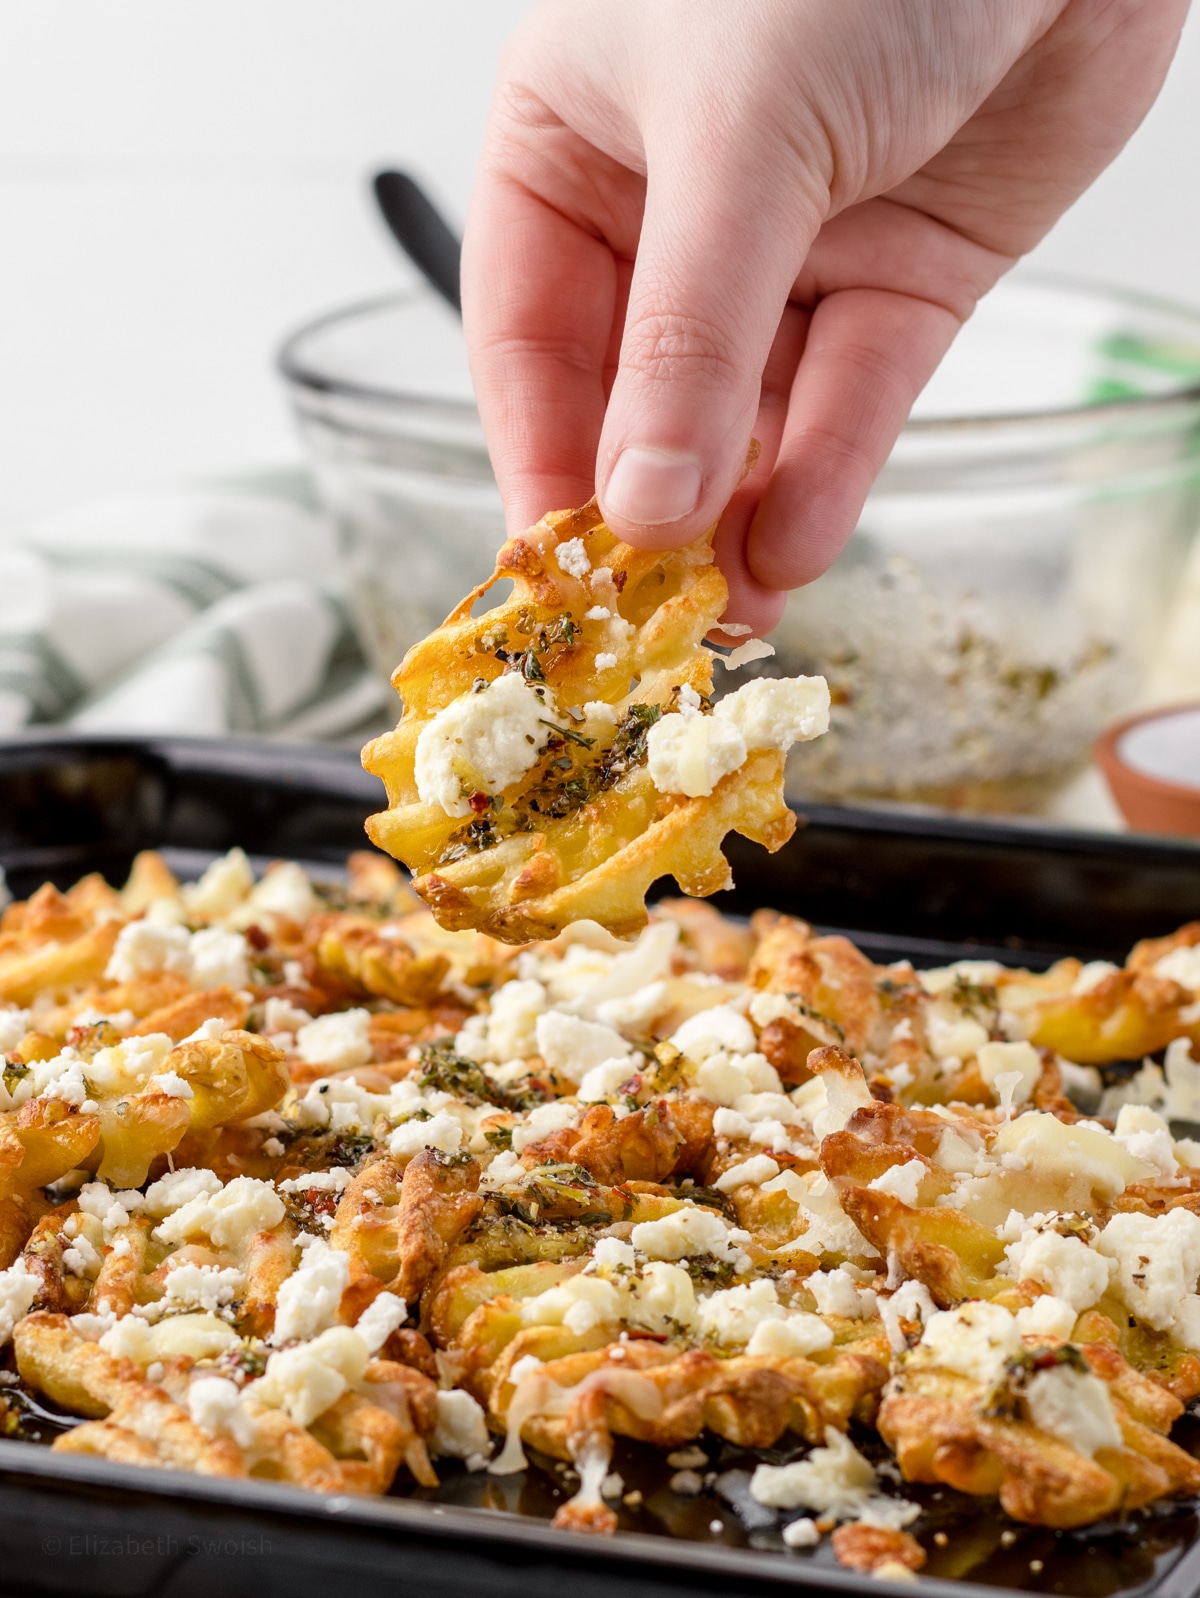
<box><xmin>2</xmin><ymin>732</ymin><xmax>1200</xmax><ymax>1598</ymax></box>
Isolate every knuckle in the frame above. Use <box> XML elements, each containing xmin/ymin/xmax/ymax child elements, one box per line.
<box><xmin>620</xmin><ymin>310</ymin><xmax>742</xmax><ymax>389</ymax></box>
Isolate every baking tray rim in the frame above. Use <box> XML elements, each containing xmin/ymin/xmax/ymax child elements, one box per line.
<box><xmin>0</xmin><ymin>1434</ymin><xmax>1168</xmax><ymax>1598</ymax></box>
<box><xmin>5</xmin><ymin>727</ymin><xmax>1200</xmax><ymax>863</ymax></box>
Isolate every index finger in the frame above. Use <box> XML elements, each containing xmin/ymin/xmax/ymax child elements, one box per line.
<box><xmin>462</xmin><ymin>155</ymin><xmax>623</xmax><ymax>532</ymax></box>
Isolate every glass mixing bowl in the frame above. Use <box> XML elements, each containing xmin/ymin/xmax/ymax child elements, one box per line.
<box><xmin>279</xmin><ymin>275</ymin><xmax>1200</xmax><ymax>812</ymax></box>
<box><xmin>278</xmin><ymin>289</ymin><xmax>502</xmax><ymax>688</ymax></box>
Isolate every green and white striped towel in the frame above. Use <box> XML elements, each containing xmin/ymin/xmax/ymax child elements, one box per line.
<box><xmin>0</xmin><ymin>475</ymin><xmax>391</xmax><ymax>742</ymax></box>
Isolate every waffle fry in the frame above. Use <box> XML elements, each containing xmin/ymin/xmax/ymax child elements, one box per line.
<box><xmin>0</xmin><ymin>853</ymin><xmax>1199</xmax><ymax>1576</ymax></box>
<box><xmin>362</xmin><ymin>498</ymin><xmax>828</xmax><ymax>942</ymax></box>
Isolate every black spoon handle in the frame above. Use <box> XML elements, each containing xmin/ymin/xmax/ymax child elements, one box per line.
<box><xmin>372</xmin><ymin>169</ymin><xmax>463</xmax><ymax>315</ymax></box>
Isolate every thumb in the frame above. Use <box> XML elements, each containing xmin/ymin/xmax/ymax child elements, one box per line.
<box><xmin>596</xmin><ymin>147</ymin><xmax>820</xmax><ymax>549</ymax></box>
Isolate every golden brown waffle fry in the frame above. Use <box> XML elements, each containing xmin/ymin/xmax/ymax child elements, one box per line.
<box><xmin>363</xmin><ymin>499</ymin><xmax>803</xmax><ymax>943</ymax></box>
<box><xmin>331</xmin><ymin>1150</ymin><xmax>483</xmax><ymax>1304</ymax></box>
<box><xmin>879</xmin><ymin>1338</ymin><xmax>1200</xmax><ymax>1529</ymax></box>
<box><xmin>309</xmin><ymin>914</ymin><xmax>450</xmax><ymax>1005</ymax></box>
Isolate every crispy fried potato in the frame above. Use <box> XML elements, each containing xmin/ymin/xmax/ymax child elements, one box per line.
<box><xmin>331</xmin><ymin>1151</ymin><xmax>483</xmax><ymax>1306</ymax></box>
<box><xmin>310</xmin><ymin>913</ymin><xmax>450</xmax><ymax>1005</ymax></box>
<box><xmin>363</xmin><ymin>496</ymin><xmax>803</xmax><ymax>943</ymax></box>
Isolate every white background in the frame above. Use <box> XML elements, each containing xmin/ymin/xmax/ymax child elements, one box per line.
<box><xmin>1</xmin><ymin>0</ymin><xmax>1198</xmax><ymax>527</ymax></box>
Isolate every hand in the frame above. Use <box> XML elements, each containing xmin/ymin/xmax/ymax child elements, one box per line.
<box><xmin>462</xmin><ymin>0</ymin><xmax>1187</xmax><ymax>633</ymax></box>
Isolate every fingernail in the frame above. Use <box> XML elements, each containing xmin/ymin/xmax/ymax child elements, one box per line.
<box><xmin>604</xmin><ymin>446</ymin><xmax>702</xmax><ymax>527</ymax></box>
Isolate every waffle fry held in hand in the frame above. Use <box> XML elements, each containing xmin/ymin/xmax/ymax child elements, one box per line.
<box><xmin>363</xmin><ymin>497</ymin><xmax>829</xmax><ymax>943</ymax></box>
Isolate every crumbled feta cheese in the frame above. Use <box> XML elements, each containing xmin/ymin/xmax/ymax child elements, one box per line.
<box><xmin>925</xmin><ymin>1004</ymin><xmax>989</xmax><ymax>1065</ymax></box>
<box><xmin>482</xmin><ymin>1150</ymin><xmax>523</xmax><ymax>1188</ymax></box>
<box><xmin>182</xmin><ymin>1017</ymin><xmax>232</xmax><ymax>1044</ymax></box>
<box><xmin>510</xmin><ymin>1099</ymin><xmax>582</xmax><ymax>1155</ymax></box>
<box><xmin>163</xmin><ymin>1262</ymin><xmax>245</xmax><ymax>1314</ymax></box>
<box><xmin>782</xmin><ymin>1517</ymin><xmax>820</xmax><ymax>1548</ymax></box>
<box><xmin>432</xmin><ymin>1388</ymin><xmax>492</xmax><ymax>1463</ymax></box>
<box><xmin>0</xmin><ymin>1009</ymin><xmax>31</xmax><ymax>1054</ymax></box>
<box><xmin>555</xmin><ymin>538</ymin><xmax>591</xmax><ymax>579</ymax></box>
<box><xmin>590</xmin><ymin>1237</ymin><xmax>637</xmax><ymax>1276</ymax></box>
<box><xmin>1024</xmin><ymin>1365</ymin><xmax>1122</xmax><ymax>1457</ymax></box>
<box><xmin>631</xmin><ymin>1261</ymin><xmax>699</xmax><ymax>1334</ymax></box>
<box><xmin>747</xmin><ymin>992</ymin><xmax>796</xmax><ymax>1030</ymax></box>
<box><xmin>712</xmin><ymin>1107</ymin><xmax>752</xmax><ymax>1138</ymax></box>
<box><xmin>521</xmin><ymin>1274</ymin><xmax>625</xmax><ymax>1335</ymax></box>
<box><xmin>977</xmin><ymin>1041</ymin><xmax>1041</xmax><ymax>1106</ymax></box>
<box><xmin>271</xmin><ymin>1241</ymin><xmax>350</xmax><ymax>1345</ymax></box>
<box><xmin>646</xmin><ymin>710</ymin><xmax>747</xmax><ymax>798</ymax></box>
<box><xmin>807</xmin><ymin>1267</ymin><xmax>877</xmax><ymax>1320</ymax></box>
<box><xmin>932</xmin><ymin>1127</ymin><xmax>984</xmax><ymax>1176</ymax></box>
<box><xmin>414</xmin><ymin>674</ymin><xmax>553</xmax><ymax>818</ymax></box>
<box><xmin>1164</xmin><ymin>1039</ymin><xmax>1200</xmax><ymax>1121</ymax></box>
<box><xmin>146</xmin><ymin>1070</ymin><xmax>194</xmax><ymax>1099</ymax></box>
<box><xmin>535</xmin><ymin>1011</ymin><xmax>631</xmax><ymax>1085</ymax></box>
<box><xmin>696</xmin><ymin>1052</ymin><xmax>782</xmax><ymax>1106</ymax></box>
<box><xmin>1003</xmin><ymin>1227</ymin><xmax>1112</xmax><ymax>1312</ymax></box>
<box><xmin>183</xmin><ymin>848</ymin><xmax>255</xmax><ymax>916</ymax></box>
<box><xmin>910</xmin><ymin>1301</ymin><xmax>1021</xmax><ymax>1389</ymax></box>
<box><xmin>672</xmin><ymin>1006</ymin><xmax>756</xmax><ymax>1063</ymax></box>
<box><xmin>1170</xmin><ymin>1293</ymin><xmax>1200</xmax><ymax>1352</ymax></box>
<box><xmin>295</xmin><ymin>1008</ymin><xmax>372</xmax><ymax>1071</ymax></box>
<box><xmin>1015</xmin><ymin>1295</ymin><xmax>1078</xmax><ymax>1340</ymax></box>
<box><xmin>105</xmin><ymin>919</ymin><xmax>192</xmax><ymax>984</ymax></box>
<box><xmin>355</xmin><ymin>1291</ymin><xmax>408</xmax><ymax>1354</ymax></box>
<box><xmin>254</xmin><ymin>1325</ymin><xmax>369</xmax><ymax>1427</ymax></box>
<box><xmin>632</xmin><ymin>1205</ymin><xmax>744</xmax><ymax>1264</ymax></box>
<box><xmin>1155</xmin><ymin>944</ymin><xmax>1200</xmax><ymax>992</ymax></box>
<box><xmin>187</xmin><ymin>927</ymin><xmax>249</xmax><ymax>990</ymax></box>
<box><xmin>714</xmin><ymin>676</ymin><xmax>830</xmax><ymax>752</ymax></box>
<box><xmin>778</xmin><ymin>1181</ymin><xmax>876</xmax><ymax>1263</ymax></box>
<box><xmin>563</xmin><ymin>705</ymin><xmax>616</xmax><ymax>750</ymax></box>
<box><xmin>878</xmin><ymin>1280</ymin><xmax>937</xmax><ymax>1353</ymax></box>
<box><xmin>142</xmin><ymin>1166</ymin><xmax>223</xmax><ymax>1219</ymax></box>
<box><xmin>594</xmin><ymin>981</ymin><xmax>671</xmax><ymax>1035</ymax></box>
<box><xmin>188</xmin><ymin>1375</ymin><xmax>259</xmax><ymax>1449</ymax></box>
<box><xmin>1072</xmin><ymin>961</ymin><xmax>1120</xmax><ymax>996</ymax></box>
<box><xmin>388</xmin><ymin>1112</ymin><xmax>464</xmax><ymax>1159</ymax></box>
<box><xmin>63</xmin><ymin>1234</ymin><xmax>103</xmax><ymax>1280</ymax></box>
<box><xmin>1113</xmin><ymin>1104</ymin><xmax>1178</xmax><ymax>1180</ymax></box>
<box><xmin>749</xmin><ymin>1426</ymin><xmax>875</xmax><ymax>1513</ymax></box>
<box><xmin>919</xmin><ymin>961</ymin><xmax>1004</xmax><ymax>997</ymax></box>
<box><xmin>746</xmin><ymin>1313</ymin><xmax>835</xmax><ymax>1358</ymax></box>
<box><xmin>719</xmin><ymin>639</ymin><xmax>776</xmax><ymax>671</ymax></box>
<box><xmin>475</xmin><ymin>979</ymin><xmax>545</xmax><ymax>1062</ymax></box>
<box><xmin>577</xmin><ymin>1058</ymin><xmax>637</xmax><ymax>1102</ymax></box>
<box><xmin>103</xmin><ymin>1033</ymin><xmax>174</xmax><ymax>1084</ymax></box>
<box><xmin>276</xmin><ymin>1168</ymin><xmax>353</xmax><ymax>1195</ymax></box>
<box><xmin>696</xmin><ymin>1278</ymin><xmax>783</xmax><ymax>1346</ymax></box>
<box><xmin>0</xmin><ymin>1260</ymin><xmax>38</xmax><ymax>1344</ymax></box>
<box><xmin>264</xmin><ymin>997</ymin><xmax>314</xmax><ymax>1035</ymax></box>
<box><xmin>1097</xmin><ymin>1208</ymin><xmax>1200</xmax><ymax>1330</ymax></box>
<box><xmin>868</xmin><ymin>1160</ymin><xmax>925</xmax><ymax>1206</ymax></box>
<box><xmin>715</xmin><ymin>1154</ymin><xmax>780</xmax><ymax>1192</ymax></box>
<box><xmin>593</xmin><ymin>652</ymin><xmax>618</xmax><ymax>670</ymax></box>
<box><xmin>32</xmin><ymin>1054</ymin><xmax>98</xmax><ymax>1112</ymax></box>
<box><xmin>245</xmin><ymin>862</ymin><xmax>318</xmax><ymax>924</ymax></box>
<box><xmin>584</xmin><ymin>605</ymin><xmax>611</xmax><ymax>621</ymax></box>
<box><xmin>76</xmin><ymin>1182</ymin><xmax>144</xmax><ymax>1239</ymax></box>
<box><xmin>155</xmin><ymin>1175</ymin><xmax>285</xmax><ymax>1249</ymax></box>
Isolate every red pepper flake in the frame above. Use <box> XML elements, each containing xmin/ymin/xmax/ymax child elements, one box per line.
<box><xmin>469</xmin><ymin>791</ymin><xmax>491</xmax><ymax>814</ymax></box>
<box><xmin>245</xmin><ymin>924</ymin><xmax>270</xmax><ymax>951</ymax></box>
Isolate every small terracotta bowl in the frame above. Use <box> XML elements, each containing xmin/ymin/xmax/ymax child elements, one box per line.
<box><xmin>1095</xmin><ymin>701</ymin><xmax>1200</xmax><ymax>836</ymax></box>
